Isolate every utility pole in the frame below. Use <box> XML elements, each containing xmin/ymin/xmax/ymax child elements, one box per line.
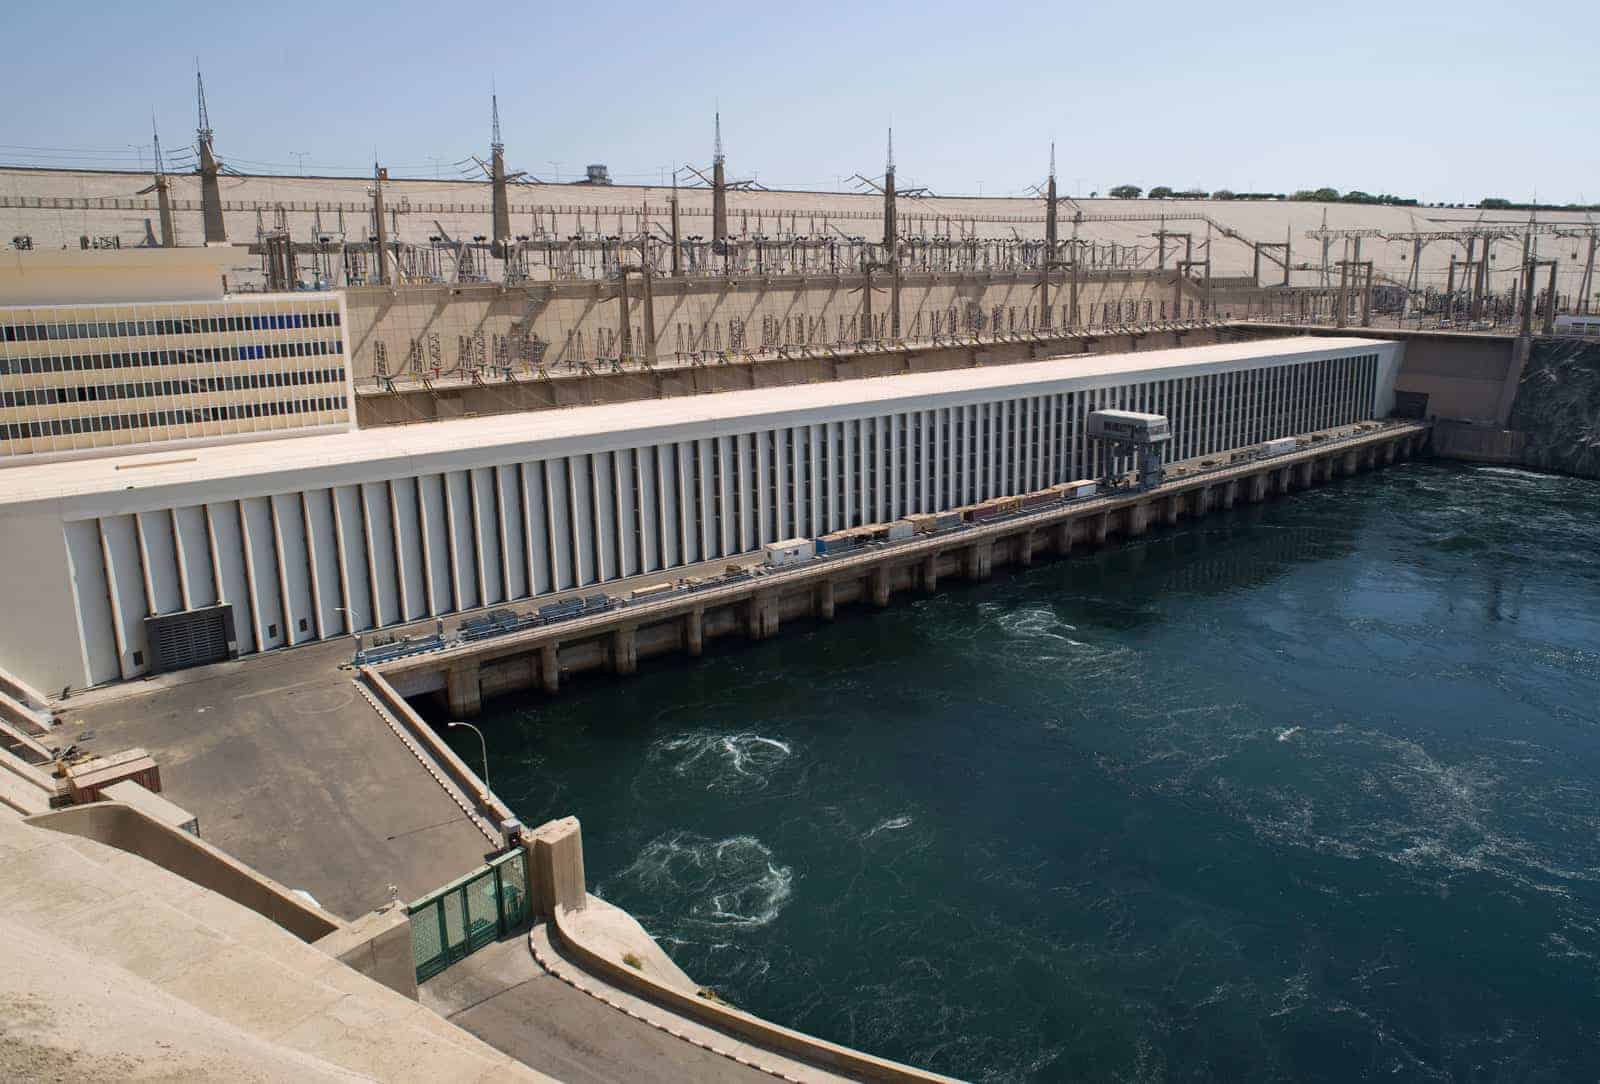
<box><xmin>883</xmin><ymin>128</ymin><xmax>899</xmax><ymax>338</ymax></box>
<box><xmin>1168</xmin><ymin>233</ymin><xmax>1194</xmax><ymax>320</ymax></box>
<box><xmin>1542</xmin><ymin>259</ymin><xmax>1559</xmax><ymax>335</ymax></box>
<box><xmin>640</xmin><ymin>257</ymin><xmax>657</xmax><ymax>364</ymax></box>
<box><xmin>712</xmin><ymin>113</ymin><xmax>729</xmax><ymax>274</ymax></box>
<box><xmin>1519</xmin><ymin>253</ymin><xmax>1535</xmax><ymax>337</ymax></box>
<box><xmin>1040</xmin><ymin>143</ymin><xmax>1057</xmax><ymax>331</ymax></box>
<box><xmin>1579</xmin><ymin>229</ymin><xmax>1598</xmax><ymax>315</ymax></box>
<box><xmin>147</xmin><ymin>115</ymin><xmax>175</xmax><ymax>248</ymax></box>
<box><xmin>669</xmin><ymin>171</ymin><xmax>682</xmax><ymax>276</ymax></box>
<box><xmin>1336</xmin><ymin>238</ymin><xmax>1350</xmax><ymax>328</ymax></box>
<box><xmin>371</xmin><ymin>163</ymin><xmax>390</xmax><ymax>287</ymax></box>
<box><xmin>195</xmin><ymin>68</ymin><xmax>226</xmax><ymax>244</ymax></box>
<box><xmin>489</xmin><ymin>91</ymin><xmax>511</xmax><ymax>259</ymax></box>
<box><xmin>616</xmin><ymin>260</ymin><xmax>633</xmax><ymax>361</ymax></box>
<box><xmin>1473</xmin><ymin>236</ymin><xmax>1491</xmax><ymax>320</ymax></box>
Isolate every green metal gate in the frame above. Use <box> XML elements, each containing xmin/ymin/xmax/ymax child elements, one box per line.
<box><xmin>407</xmin><ymin>848</ymin><xmax>529</xmax><ymax>982</ymax></box>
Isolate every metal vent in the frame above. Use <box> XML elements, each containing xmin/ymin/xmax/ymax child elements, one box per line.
<box><xmin>143</xmin><ymin>604</ymin><xmax>236</xmax><ymax>675</ymax></box>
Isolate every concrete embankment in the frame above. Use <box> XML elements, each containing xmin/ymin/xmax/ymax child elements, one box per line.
<box><xmin>377</xmin><ymin>423</ymin><xmax>1429</xmax><ymax>719</ymax></box>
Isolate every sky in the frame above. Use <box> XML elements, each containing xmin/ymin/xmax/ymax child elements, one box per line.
<box><xmin>4</xmin><ymin>0</ymin><xmax>1596</xmax><ymax>204</ymax></box>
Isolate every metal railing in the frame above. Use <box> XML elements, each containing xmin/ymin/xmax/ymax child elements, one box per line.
<box><xmin>407</xmin><ymin>847</ymin><xmax>529</xmax><ymax>982</ymax></box>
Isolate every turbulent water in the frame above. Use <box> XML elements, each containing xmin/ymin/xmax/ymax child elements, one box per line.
<box><xmin>442</xmin><ymin>462</ymin><xmax>1600</xmax><ymax>1082</ymax></box>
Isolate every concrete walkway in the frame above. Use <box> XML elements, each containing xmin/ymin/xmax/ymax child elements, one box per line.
<box><xmin>422</xmin><ymin>936</ymin><xmax>782</xmax><ymax>1084</ymax></box>
<box><xmin>62</xmin><ymin>640</ymin><xmax>491</xmax><ymax>919</ymax></box>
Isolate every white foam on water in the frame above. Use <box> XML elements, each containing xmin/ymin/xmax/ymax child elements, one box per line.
<box><xmin>1474</xmin><ymin>466</ymin><xmax>1558</xmax><ymax>484</ymax></box>
<box><xmin>1277</xmin><ymin>726</ymin><xmax>1303</xmax><ymax>743</ymax></box>
<box><xmin>864</xmin><ymin>815</ymin><xmax>914</xmax><ymax>839</ymax></box>
<box><xmin>607</xmin><ymin>832</ymin><xmax>795</xmax><ymax>929</ymax></box>
<box><xmin>651</xmin><ymin>730</ymin><xmax>794</xmax><ymax>792</ymax></box>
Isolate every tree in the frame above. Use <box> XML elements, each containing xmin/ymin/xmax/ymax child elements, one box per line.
<box><xmin>1479</xmin><ymin>197</ymin><xmax>1512</xmax><ymax>210</ymax></box>
<box><xmin>1109</xmin><ymin>184</ymin><xmax>1142</xmax><ymax>199</ymax></box>
<box><xmin>1148</xmin><ymin>186</ymin><xmax>1174</xmax><ymax>199</ymax></box>
<box><xmin>1213</xmin><ymin>189</ymin><xmax>1236</xmax><ymax>200</ymax></box>
<box><xmin>1291</xmin><ymin>187</ymin><xmax>1341</xmax><ymax>202</ymax></box>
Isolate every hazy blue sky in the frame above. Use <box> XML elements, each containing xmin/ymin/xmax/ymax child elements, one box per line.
<box><xmin>4</xmin><ymin>0</ymin><xmax>1595</xmax><ymax>202</ymax></box>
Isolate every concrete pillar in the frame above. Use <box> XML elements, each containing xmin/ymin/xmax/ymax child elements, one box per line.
<box><xmin>1163</xmin><ymin>497</ymin><xmax>1180</xmax><ymax>526</ymax></box>
<box><xmin>685</xmin><ymin>608</ymin><xmax>704</xmax><ymax>657</ymax></box>
<box><xmin>1052</xmin><ymin>522</ymin><xmax>1073</xmax><ymax>556</ymax></box>
<box><xmin>1221</xmin><ymin>481</ymin><xmax>1237</xmax><ymax>509</ymax></box>
<box><xmin>1361</xmin><ymin>447</ymin><xmax>1377</xmax><ymax>470</ymax></box>
<box><xmin>749</xmin><ymin>593</ymin><xmax>780</xmax><ymax>638</ymax></box>
<box><xmin>1341</xmin><ymin>451</ymin><xmax>1359</xmax><ymax>476</ymax></box>
<box><xmin>1092</xmin><ymin>511</ymin><xmax>1111</xmax><ymax>545</ymax></box>
<box><xmin>1126</xmin><ymin>503</ymin><xmax>1149</xmax><ymax>537</ymax></box>
<box><xmin>538</xmin><ymin>644</ymin><xmax>560</xmax><ymax>694</ymax></box>
<box><xmin>1019</xmin><ymin>530</ymin><xmax>1037</xmax><ymax>567</ymax></box>
<box><xmin>871</xmin><ymin>565</ymin><xmax>891</xmax><ymax>607</ymax></box>
<box><xmin>1382</xmin><ymin>442</ymin><xmax>1397</xmax><ymax>465</ymax></box>
<box><xmin>963</xmin><ymin>542</ymin><xmax>993</xmax><ymax>581</ymax></box>
<box><xmin>529</xmin><ymin>816</ymin><xmax>587</xmax><ymax>916</ymax></box>
<box><xmin>1275</xmin><ymin>469</ymin><xmax>1291</xmax><ymax>495</ymax></box>
<box><xmin>920</xmin><ymin>555</ymin><xmax>939</xmax><ymax>592</ymax></box>
<box><xmin>1296</xmin><ymin>461</ymin><xmax>1314</xmax><ymax>488</ymax></box>
<box><xmin>817</xmin><ymin>580</ymin><xmax>836</xmax><ymax>621</ymax></box>
<box><xmin>446</xmin><ymin>663</ymin><xmax>482</xmax><ymax>719</ymax></box>
<box><xmin>610</xmin><ymin>626</ymin><xmax>637</xmax><ymax>675</ymax></box>
<box><xmin>1247</xmin><ymin>474</ymin><xmax>1269</xmax><ymax>503</ymax></box>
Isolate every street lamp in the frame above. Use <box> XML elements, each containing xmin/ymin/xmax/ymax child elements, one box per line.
<box><xmin>448</xmin><ymin>720</ymin><xmax>489</xmax><ymax>788</ymax></box>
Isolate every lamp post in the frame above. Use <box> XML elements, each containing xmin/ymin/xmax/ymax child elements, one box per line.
<box><xmin>448</xmin><ymin>720</ymin><xmax>489</xmax><ymax>788</ymax></box>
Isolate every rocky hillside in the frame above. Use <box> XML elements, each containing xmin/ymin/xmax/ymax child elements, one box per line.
<box><xmin>1509</xmin><ymin>339</ymin><xmax>1600</xmax><ymax>479</ymax></box>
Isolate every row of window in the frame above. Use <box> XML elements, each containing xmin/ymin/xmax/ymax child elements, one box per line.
<box><xmin>0</xmin><ymin>310</ymin><xmax>341</xmax><ymax>343</ymax></box>
<box><xmin>0</xmin><ymin>339</ymin><xmax>345</xmax><ymax>375</ymax></box>
<box><xmin>1</xmin><ymin>369</ymin><xmax>348</xmax><ymax>408</ymax></box>
<box><xmin>0</xmin><ymin>396</ymin><xmax>349</xmax><ymax>442</ymax></box>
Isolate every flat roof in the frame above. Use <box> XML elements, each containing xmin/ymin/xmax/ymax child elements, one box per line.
<box><xmin>0</xmin><ymin>336</ymin><xmax>1392</xmax><ymax>511</ymax></box>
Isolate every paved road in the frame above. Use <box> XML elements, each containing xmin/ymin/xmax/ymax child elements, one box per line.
<box><xmin>63</xmin><ymin>639</ymin><xmax>491</xmax><ymax>919</ymax></box>
<box><xmin>422</xmin><ymin>938</ymin><xmax>775</xmax><ymax>1084</ymax></box>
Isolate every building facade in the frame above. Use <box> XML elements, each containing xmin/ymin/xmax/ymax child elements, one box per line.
<box><xmin>0</xmin><ymin>337</ymin><xmax>1401</xmax><ymax>692</ymax></box>
<box><xmin>0</xmin><ymin>292</ymin><xmax>351</xmax><ymax>461</ymax></box>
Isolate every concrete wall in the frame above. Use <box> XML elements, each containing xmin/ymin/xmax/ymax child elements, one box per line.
<box><xmin>313</xmin><ymin>904</ymin><xmax>418</xmax><ymax>1001</ymax></box>
<box><xmin>0</xmin><ymin>512</ymin><xmax>87</xmax><ymax>698</ymax></box>
<box><xmin>0</xmin><ymin>245</ymin><xmax>243</xmax><ymax>305</ymax></box>
<box><xmin>342</xmin><ymin>270</ymin><xmax>1200</xmax><ymax>385</ymax></box>
<box><xmin>354</xmin><ymin>327</ymin><xmax>1221</xmax><ymax>428</ymax></box>
<box><xmin>1232</xmin><ymin>324</ymin><xmax>1516</xmax><ymax>423</ymax></box>
<box><xmin>27</xmin><ymin>801</ymin><xmax>342</xmax><ymax>942</ymax></box>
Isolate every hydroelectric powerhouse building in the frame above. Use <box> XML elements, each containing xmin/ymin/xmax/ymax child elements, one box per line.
<box><xmin>0</xmin><ymin>336</ymin><xmax>1400</xmax><ymax>693</ymax></box>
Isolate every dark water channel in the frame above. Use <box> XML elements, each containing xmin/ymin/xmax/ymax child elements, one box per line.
<box><xmin>441</xmin><ymin>462</ymin><xmax>1600</xmax><ymax>1081</ymax></box>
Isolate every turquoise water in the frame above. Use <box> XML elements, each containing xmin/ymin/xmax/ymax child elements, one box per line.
<box><xmin>440</xmin><ymin>462</ymin><xmax>1600</xmax><ymax>1082</ymax></box>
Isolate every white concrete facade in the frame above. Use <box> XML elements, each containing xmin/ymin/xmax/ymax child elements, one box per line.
<box><xmin>0</xmin><ymin>337</ymin><xmax>1401</xmax><ymax>692</ymax></box>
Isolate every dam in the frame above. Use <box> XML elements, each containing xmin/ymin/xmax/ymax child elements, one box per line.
<box><xmin>3</xmin><ymin>150</ymin><xmax>1598</xmax><ymax>1080</ymax></box>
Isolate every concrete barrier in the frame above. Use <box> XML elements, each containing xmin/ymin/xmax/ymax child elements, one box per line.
<box><xmin>313</xmin><ymin>903</ymin><xmax>418</xmax><ymax>1001</ymax></box>
<box><xmin>27</xmin><ymin>802</ymin><xmax>341</xmax><ymax>943</ymax></box>
<box><xmin>358</xmin><ymin>665</ymin><xmax>516</xmax><ymax>832</ymax></box>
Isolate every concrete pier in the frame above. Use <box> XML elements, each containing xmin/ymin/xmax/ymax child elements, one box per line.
<box><xmin>378</xmin><ymin>424</ymin><xmax>1428</xmax><ymax>717</ymax></box>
